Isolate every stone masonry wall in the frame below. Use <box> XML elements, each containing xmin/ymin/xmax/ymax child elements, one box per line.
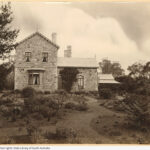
<box><xmin>58</xmin><ymin>68</ymin><xmax>98</xmax><ymax>91</ymax></box>
<box><xmin>15</xmin><ymin>33</ymin><xmax>58</xmax><ymax>91</ymax></box>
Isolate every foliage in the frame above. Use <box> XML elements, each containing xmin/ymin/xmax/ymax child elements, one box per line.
<box><xmin>99</xmin><ymin>59</ymin><xmax>124</xmax><ymax>77</ymax></box>
<box><xmin>59</xmin><ymin>68</ymin><xmax>79</xmax><ymax>92</ymax></box>
<box><xmin>55</xmin><ymin>126</ymin><xmax>77</xmax><ymax>139</ymax></box>
<box><xmin>65</xmin><ymin>101</ymin><xmax>88</xmax><ymax>111</ymax></box>
<box><xmin>75</xmin><ymin>102</ymin><xmax>88</xmax><ymax>111</ymax></box>
<box><xmin>0</xmin><ymin>63</ymin><xmax>14</xmax><ymax>91</ymax></box>
<box><xmin>0</xmin><ymin>2</ymin><xmax>19</xmax><ymax>59</ymax></box>
<box><xmin>23</xmin><ymin>94</ymin><xmax>65</xmax><ymax>121</ymax></box>
<box><xmin>127</xmin><ymin>61</ymin><xmax>150</xmax><ymax>80</ymax></box>
<box><xmin>123</xmin><ymin>94</ymin><xmax>150</xmax><ymax>129</ymax></box>
<box><xmin>115</xmin><ymin>75</ymin><xmax>137</xmax><ymax>93</ymax></box>
<box><xmin>65</xmin><ymin>102</ymin><xmax>77</xmax><ymax>109</ymax></box>
<box><xmin>22</xmin><ymin>87</ymin><xmax>36</xmax><ymax>98</ymax></box>
<box><xmin>127</xmin><ymin>62</ymin><xmax>144</xmax><ymax>78</ymax></box>
<box><xmin>44</xmin><ymin>91</ymin><xmax>51</xmax><ymax>94</ymax></box>
<box><xmin>99</xmin><ymin>88</ymin><xmax>112</xmax><ymax>99</ymax></box>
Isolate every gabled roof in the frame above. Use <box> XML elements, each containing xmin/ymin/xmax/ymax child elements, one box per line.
<box><xmin>57</xmin><ymin>57</ymin><xmax>98</xmax><ymax>68</ymax></box>
<box><xmin>99</xmin><ymin>74</ymin><xmax>120</xmax><ymax>84</ymax></box>
<box><xmin>16</xmin><ymin>32</ymin><xmax>59</xmax><ymax>49</ymax></box>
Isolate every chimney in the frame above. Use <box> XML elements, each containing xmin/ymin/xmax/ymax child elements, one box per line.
<box><xmin>51</xmin><ymin>32</ymin><xmax>57</xmax><ymax>44</ymax></box>
<box><xmin>64</xmin><ymin>45</ymin><xmax>72</xmax><ymax>58</ymax></box>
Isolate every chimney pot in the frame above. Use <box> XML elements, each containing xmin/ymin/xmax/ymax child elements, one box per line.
<box><xmin>64</xmin><ymin>45</ymin><xmax>72</xmax><ymax>57</ymax></box>
<box><xmin>52</xmin><ymin>32</ymin><xmax>57</xmax><ymax>44</ymax></box>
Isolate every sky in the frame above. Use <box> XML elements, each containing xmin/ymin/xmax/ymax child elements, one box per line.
<box><xmin>9</xmin><ymin>1</ymin><xmax>150</xmax><ymax>72</ymax></box>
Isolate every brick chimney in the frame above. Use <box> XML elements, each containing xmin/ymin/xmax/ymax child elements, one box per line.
<box><xmin>64</xmin><ymin>45</ymin><xmax>72</xmax><ymax>57</ymax></box>
<box><xmin>51</xmin><ymin>32</ymin><xmax>57</xmax><ymax>44</ymax></box>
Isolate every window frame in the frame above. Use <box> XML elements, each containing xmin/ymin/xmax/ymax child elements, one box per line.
<box><xmin>77</xmin><ymin>75</ymin><xmax>84</xmax><ymax>89</ymax></box>
<box><xmin>42</xmin><ymin>52</ymin><xmax>48</xmax><ymax>62</ymax></box>
<box><xmin>28</xmin><ymin>73</ymin><xmax>40</xmax><ymax>85</ymax></box>
<box><xmin>25</xmin><ymin>52</ymin><xmax>31</xmax><ymax>62</ymax></box>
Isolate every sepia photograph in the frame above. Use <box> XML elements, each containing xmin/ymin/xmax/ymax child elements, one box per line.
<box><xmin>0</xmin><ymin>0</ymin><xmax>150</xmax><ymax>145</ymax></box>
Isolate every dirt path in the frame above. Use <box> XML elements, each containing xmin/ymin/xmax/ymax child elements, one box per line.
<box><xmin>57</xmin><ymin>97</ymin><xmax>117</xmax><ymax>143</ymax></box>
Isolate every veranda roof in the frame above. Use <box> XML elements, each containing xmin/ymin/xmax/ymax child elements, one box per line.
<box><xmin>99</xmin><ymin>74</ymin><xmax>120</xmax><ymax>84</ymax></box>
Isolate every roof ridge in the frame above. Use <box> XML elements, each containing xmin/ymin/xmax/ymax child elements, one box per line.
<box><xmin>16</xmin><ymin>31</ymin><xmax>59</xmax><ymax>49</ymax></box>
<box><xmin>58</xmin><ymin>57</ymin><xmax>97</xmax><ymax>59</ymax></box>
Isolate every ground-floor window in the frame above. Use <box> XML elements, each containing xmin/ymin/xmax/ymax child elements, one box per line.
<box><xmin>28</xmin><ymin>73</ymin><xmax>40</xmax><ymax>85</ymax></box>
<box><xmin>77</xmin><ymin>75</ymin><xmax>84</xmax><ymax>89</ymax></box>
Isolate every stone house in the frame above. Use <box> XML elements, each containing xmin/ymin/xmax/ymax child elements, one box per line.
<box><xmin>14</xmin><ymin>32</ymin><xmax>98</xmax><ymax>92</ymax></box>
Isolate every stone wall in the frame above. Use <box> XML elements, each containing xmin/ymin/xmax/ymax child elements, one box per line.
<box><xmin>15</xmin><ymin>33</ymin><xmax>58</xmax><ymax>91</ymax></box>
<box><xmin>58</xmin><ymin>67</ymin><xmax>98</xmax><ymax>91</ymax></box>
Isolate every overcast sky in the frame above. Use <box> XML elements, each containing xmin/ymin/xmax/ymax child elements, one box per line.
<box><xmin>10</xmin><ymin>1</ymin><xmax>150</xmax><ymax>71</ymax></box>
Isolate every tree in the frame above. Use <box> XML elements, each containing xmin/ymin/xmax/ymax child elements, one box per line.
<box><xmin>0</xmin><ymin>62</ymin><xmax>13</xmax><ymax>90</ymax></box>
<box><xmin>99</xmin><ymin>59</ymin><xmax>124</xmax><ymax>77</ymax></box>
<box><xmin>59</xmin><ymin>68</ymin><xmax>79</xmax><ymax>92</ymax></box>
<box><xmin>116</xmin><ymin>61</ymin><xmax>150</xmax><ymax>95</ymax></box>
<box><xmin>127</xmin><ymin>62</ymin><xmax>144</xmax><ymax>78</ymax></box>
<box><xmin>99</xmin><ymin>59</ymin><xmax>112</xmax><ymax>74</ymax></box>
<box><xmin>123</xmin><ymin>94</ymin><xmax>150</xmax><ymax>129</ymax></box>
<box><xmin>0</xmin><ymin>2</ymin><xmax>19</xmax><ymax>60</ymax></box>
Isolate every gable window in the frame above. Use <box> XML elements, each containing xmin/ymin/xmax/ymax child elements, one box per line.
<box><xmin>25</xmin><ymin>52</ymin><xmax>31</xmax><ymax>62</ymax></box>
<box><xmin>42</xmin><ymin>52</ymin><xmax>48</xmax><ymax>62</ymax></box>
<box><xmin>77</xmin><ymin>75</ymin><xmax>84</xmax><ymax>89</ymax></box>
<box><xmin>28</xmin><ymin>73</ymin><xmax>40</xmax><ymax>85</ymax></box>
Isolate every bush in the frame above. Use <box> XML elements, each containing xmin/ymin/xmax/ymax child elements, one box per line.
<box><xmin>39</xmin><ymin>106</ymin><xmax>56</xmax><ymax>121</ymax></box>
<box><xmin>22</xmin><ymin>87</ymin><xmax>35</xmax><ymax>98</ymax></box>
<box><xmin>75</xmin><ymin>102</ymin><xmax>88</xmax><ymax>111</ymax></box>
<box><xmin>99</xmin><ymin>88</ymin><xmax>112</xmax><ymax>99</ymax></box>
<box><xmin>123</xmin><ymin>94</ymin><xmax>150</xmax><ymax>129</ymax></box>
<box><xmin>0</xmin><ymin>96</ymin><xmax>14</xmax><ymax>105</ymax></box>
<box><xmin>74</xmin><ymin>91</ymin><xmax>86</xmax><ymax>95</ymax></box>
<box><xmin>44</xmin><ymin>91</ymin><xmax>51</xmax><ymax>94</ymax></box>
<box><xmin>14</xmin><ymin>89</ymin><xmax>22</xmax><ymax>94</ymax></box>
<box><xmin>65</xmin><ymin>102</ymin><xmax>76</xmax><ymax>109</ymax></box>
<box><xmin>54</xmin><ymin>89</ymin><xmax>67</xmax><ymax>95</ymax></box>
<box><xmin>55</xmin><ymin>127</ymin><xmax>77</xmax><ymax>139</ymax></box>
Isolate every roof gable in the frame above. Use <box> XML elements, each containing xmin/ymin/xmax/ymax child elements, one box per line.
<box><xmin>16</xmin><ymin>32</ymin><xmax>59</xmax><ymax>49</ymax></box>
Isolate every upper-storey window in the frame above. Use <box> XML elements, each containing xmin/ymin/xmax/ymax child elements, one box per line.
<box><xmin>25</xmin><ymin>52</ymin><xmax>31</xmax><ymax>62</ymax></box>
<box><xmin>42</xmin><ymin>52</ymin><xmax>48</xmax><ymax>62</ymax></box>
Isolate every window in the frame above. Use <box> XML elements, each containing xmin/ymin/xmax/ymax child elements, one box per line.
<box><xmin>42</xmin><ymin>52</ymin><xmax>48</xmax><ymax>62</ymax></box>
<box><xmin>77</xmin><ymin>75</ymin><xmax>84</xmax><ymax>89</ymax></box>
<box><xmin>28</xmin><ymin>73</ymin><xmax>40</xmax><ymax>85</ymax></box>
<box><xmin>25</xmin><ymin>52</ymin><xmax>31</xmax><ymax>62</ymax></box>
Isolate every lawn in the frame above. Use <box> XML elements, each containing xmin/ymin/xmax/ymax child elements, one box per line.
<box><xmin>0</xmin><ymin>90</ymin><xmax>150</xmax><ymax>144</ymax></box>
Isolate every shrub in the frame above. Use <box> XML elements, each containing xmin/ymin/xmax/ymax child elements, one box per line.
<box><xmin>65</xmin><ymin>102</ymin><xmax>76</xmax><ymax>109</ymax></box>
<box><xmin>99</xmin><ymin>88</ymin><xmax>112</xmax><ymax>99</ymax></box>
<box><xmin>0</xmin><ymin>96</ymin><xmax>14</xmax><ymax>105</ymax></box>
<box><xmin>44</xmin><ymin>131</ymin><xmax>56</xmax><ymax>139</ymax></box>
<box><xmin>14</xmin><ymin>89</ymin><xmax>22</xmax><ymax>94</ymax></box>
<box><xmin>44</xmin><ymin>91</ymin><xmax>51</xmax><ymax>94</ymax></box>
<box><xmin>26</xmin><ymin>124</ymin><xmax>38</xmax><ymax>136</ymax></box>
<box><xmin>89</xmin><ymin>91</ymin><xmax>98</xmax><ymax>97</ymax></box>
<box><xmin>32</xmin><ymin>113</ymin><xmax>43</xmax><ymax>120</ymax></box>
<box><xmin>55</xmin><ymin>127</ymin><xmax>77</xmax><ymax>139</ymax></box>
<box><xmin>22</xmin><ymin>87</ymin><xmax>35</xmax><ymax>98</ymax></box>
<box><xmin>74</xmin><ymin>91</ymin><xmax>86</xmax><ymax>95</ymax></box>
<box><xmin>54</xmin><ymin>89</ymin><xmax>68</xmax><ymax>95</ymax></box>
<box><xmin>75</xmin><ymin>102</ymin><xmax>88</xmax><ymax>111</ymax></box>
<box><xmin>123</xmin><ymin>94</ymin><xmax>150</xmax><ymax>129</ymax></box>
